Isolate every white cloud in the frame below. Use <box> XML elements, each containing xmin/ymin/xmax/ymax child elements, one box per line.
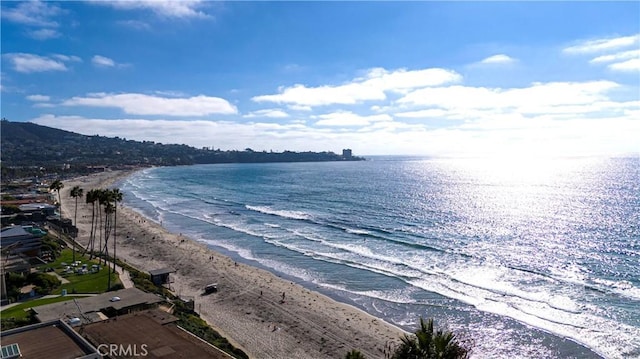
<box><xmin>362</xmin><ymin>67</ymin><xmax>462</xmax><ymax>92</ymax></box>
<box><xmin>563</xmin><ymin>34</ymin><xmax>639</xmax><ymax>54</ymax></box>
<box><xmin>92</xmin><ymin>55</ymin><xmax>116</xmax><ymax>67</ymax></box>
<box><xmin>28</xmin><ymin>28</ymin><xmax>61</xmax><ymax>40</ymax></box>
<box><xmin>287</xmin><ymin>104</ymin><xmax>313</xmax><ymax>111</ymax></box>
<box><xmin>590</xmin><ymin>49</ymin><xmax>640</xmax><ymax>64</ymax></box>
<box><xmin>395</xmin><ymin>109</ymin><xmax>451</xmax><ymax>119</ymax></box>
<box><xmin>397</xmin><ymin>81</ymin><xmax>620</xmax><ymax>114</ymax></box>
<box><xmin>30</xmin><ymin>115</ymin><xmax>344</xmax><ymax>153</ymax></box>
<box><xmin>479</xmin><ymin>54</ymin><xmax>516</xmax><ymax>64</ymax></box>
<box><xmin>26</xmin><ymin>94</ymin><xmax>50</xmax><ymax>102</ymax></box>
<box><xmin>98</xmin><ymin>1</ymin><xmax>210</xmax><ymax>19</ymax></box>
<box><xmin>253</xmin><ymin>82</ymin><xmax>386</xmax><ymax>107</ymax></box>
<box><xmin>51</xmin><ymin>54</ymin><xmax>82</xmax><ymax>62</ymax></box>
<box><xmin>244</xmin><ymin>109</ymin><xmax>290</xmax><ymax>118</ymax></box>
<box><xmin>314</xmin><ymin>111</ymin><xmax>393</xmax><ymax>127</ymax></box>
<box><xmin>3</xmin><ymin>53</ymin><xmax>74</xmax><ymax>73</ymax></box>
<box><xmin>1</xmin><ymin>0</ymin><xmax>62</xmax><ymax>27</ymax></box>
<box><xmin>62</xmin><ymin>93</ymin><xmax>237</xmax><ymax>116</ymax></box>
<box><xmin>608</xmin><ymin>58</ymin><xmax>640</xmax><ymax>72</ymax></box>
<box><xmin>2</xmin><ymin>1</ymin><xmax>64</xmax><ymax>41</ymax></box>
<box><xmin>29</xmin><ymin>112</ymin><xmax>640</xmax><ymax>157</ymax></box>
<box><xmin>586</xmin><ymin>49</ymin><xmax>640</xmax><ymax>72</ymax></box>
<box><xmin>253</xmin><ymin>67</ymin><xmax>461</xmax><ymax>107</ymax></box>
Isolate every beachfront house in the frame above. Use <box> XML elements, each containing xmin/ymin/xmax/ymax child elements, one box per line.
<box><xmin>33</xmin><ymin>288</ymin><xmax>163</xmax><ymax>324</ymax></box>
<box><xmin>0</xmin><ymin>225</ymin><xmax>44</xmax><ymax>259</ymax></box>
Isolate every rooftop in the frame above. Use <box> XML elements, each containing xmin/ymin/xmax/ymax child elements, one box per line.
<box><xmin>0</xmin><ymin>320</ymin><xmax>99</xmax><ymax>359</ymax></box>
<box><xmin>33</xmin><ymin>288</ymin><xmax>163</xmax><ymax>324</ymax></box>
<box><xmin>82</xmin><ymin>309</ymin><xmax>232</xmax><ymax>358</ymax></box>
<box><xmin>148</xmin><ymin>268</ymin><xmax>175</xmax><ymax>276</ymax></box>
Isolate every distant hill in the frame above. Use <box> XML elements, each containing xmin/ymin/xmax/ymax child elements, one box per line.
<box><xmin>0</xmin><ymin>120</ymin><xmax>362</xmax><ymax>179</ymax></box>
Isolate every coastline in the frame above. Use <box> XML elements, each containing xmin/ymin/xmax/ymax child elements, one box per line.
<box><xmin>60</xmin><ymin>169</ymin><xmax>406</xmax><ymax>359</ymax></box>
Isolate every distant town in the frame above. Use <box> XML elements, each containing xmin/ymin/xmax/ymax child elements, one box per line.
<box><xmin>1</xmin><ymin>119</ymin><xmax>364</xmax><ymax>180</ymax></box>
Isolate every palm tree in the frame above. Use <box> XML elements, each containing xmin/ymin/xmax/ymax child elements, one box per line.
<box><xmin>97</xmin><ymin>189</ymin><xmax>112</xmax><ymax>265</ymax></box>
<box><xmin>83</xmin><ymin>189</ymin><xmax>98</xmax><ymax>259</ymax></box>
<box><xmin>110</xmin><ymin>188</ymin><xmax>123</xmax><ymax>274</ymax></box>
<box><xmin>69</xmin><ymin>186</ymin><xmax>84</xmax><ymax>262</ymax></box>
<box><xmin>49</xmin><ymin>179</ymin><xmax>64</xmax><ymax>246</ymax></box>
<box><xmin>391</xmin><ymin>317</ymin><xmax>470</xmax><ymax>359</ymax></box>
<box><xmin>49</xmin><ymin>179</ymin><xmax>64</xmax><ymax>216</ymax></box>
<box><xmin>103</xmin><ymin>201</ymin><xmax>115</xmax><ymax>290</ymax></box>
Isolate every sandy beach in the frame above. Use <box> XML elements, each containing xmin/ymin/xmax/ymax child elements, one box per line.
<box><xmin>59</xmin><ymin>169</ymin><xmax>405</xmax><ymax>359</ymax></box>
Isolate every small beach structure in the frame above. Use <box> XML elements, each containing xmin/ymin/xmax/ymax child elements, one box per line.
<box><xmin>149</xmin><ymin>267</ymin><xmax>175</xmax><ymax>286</ymax></box>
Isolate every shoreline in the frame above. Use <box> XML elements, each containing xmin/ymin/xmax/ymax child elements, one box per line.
<box><xmin>59</xmin><ymin>167</ymin><xmax>609</xmax><ymax>359</ymax></box>
<box><xmin>60</xmin><ymin>169</ymin><xmax>406</xmax><ymax>359</ymax></box>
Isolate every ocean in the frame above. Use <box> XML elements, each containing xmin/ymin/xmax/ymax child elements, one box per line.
<box><xmin>119</xmin><ymin>156</ymin><xmax>639</xmax><ymax>358</ymax></box>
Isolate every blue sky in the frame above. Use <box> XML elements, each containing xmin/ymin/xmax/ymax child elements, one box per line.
<box><xmin>1</xmin><ymin>1</ymin><xmax>639</xmax><ymax>156</ymax></box>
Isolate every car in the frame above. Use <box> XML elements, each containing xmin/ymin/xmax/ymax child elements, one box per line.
<box><xmin>203</xmin><ymin>283</ymin><xmax>218</xmax><ymax>294</ymax></box>
<box><xmin>110</xmin><ymin>296</ymin><xmax>121</xmax><ymax>302</ymax></box>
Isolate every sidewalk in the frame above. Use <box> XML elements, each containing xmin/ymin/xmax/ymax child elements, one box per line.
<box><xmin>114</xmin><ymin>264</ymin><xmax>134</xmax><ymax>289</ymax></box>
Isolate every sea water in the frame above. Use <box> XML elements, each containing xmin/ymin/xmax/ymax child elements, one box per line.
<box><xmin>119</xmin><ymin>156</ymin><xmax>640</xmax><ymax>358</ymax></box>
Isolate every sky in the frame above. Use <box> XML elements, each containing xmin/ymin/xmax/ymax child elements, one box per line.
<box><xmin>1</xmin><ymin>1</ymin><xmax>639</xmax><ymax>157</ymax></box>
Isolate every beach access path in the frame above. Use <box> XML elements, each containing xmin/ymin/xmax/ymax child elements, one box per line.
<box><xmin>60</xmin><ymin>170</ymin><xmax>406</xmax><ymax>359</ymax></box>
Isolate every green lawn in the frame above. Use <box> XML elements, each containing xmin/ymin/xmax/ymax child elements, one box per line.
<box><xmin>39</xmin><ymin>249</ymin><xmax>121</xmax><ymax>294</ymax></box>
<box><xmin>1</xmin><ymin>295</ymin><xmax>90</xmax><ymax>319</ymax></box>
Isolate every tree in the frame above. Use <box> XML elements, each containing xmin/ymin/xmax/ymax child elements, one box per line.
<box><xmin>110</xmin><ymin>188</ymin><xmax>123</xmax><ymax>274</ymax></box>
<box><xmin>49</xmin><ymin>179</ymin><xmax>64</xmax><ymax>248</ymax></box>
<box><xmin>97</xmin><ymin>189</ymin><xmax>112</xmax><ymax>266</ymax></box>
<box><xmin>103</xmin><ymin>201</ymin><xmax>115</xmax><ymax>290</ymax></box>
<box><xmin>83</xmin><ymin>189</ymin><xmax>98</xmax><ymax>259</ymax></box>
<box><xmin>49</xmin><ymin>179</ymin><xmax>64</xmax><ymax>214</ymax></box>
<box><xmin>69</xmin><ymin>186</ymin><xmax>84</xmax><ymax>262</ymax></box>
<box><xmin>391</xmin><ymin>317</ymin><xmax>471</xmax><ymax>359</ymax></box>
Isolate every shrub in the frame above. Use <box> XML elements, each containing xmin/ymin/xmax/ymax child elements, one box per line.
<box><xmin>27</xmin><ymin>272</ymin><xmax>61</xmax><ymax>294</ymax></box>
<box><xmin>345</xmin><ymin>349</ymin><xmax>366</xmax><ymax>359</ymax></box>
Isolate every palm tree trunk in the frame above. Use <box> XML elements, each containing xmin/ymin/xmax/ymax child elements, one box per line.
<box><xmin>113</xmin><ymin>205</ymin><xmax>117</xmax><ymax>274</ymax></box>
<box><xmin>73</xmin><ymin>196</ymin><xmax>78</xmax><ymax>262</ymax></box>
<box><xmin>98</xmin><ymin>203</ymin><xmax>103</xmax><ymax>264</ymax></box>
<box><xmin>89</xmin><ymin>202</ymin><xmax>96</xmax><ymax>258</ymax></box>
<box><xmin>81</xmin><ymin>203</ymin><xmax>91</xmax><ymax>257</ymax></box>
<box><xmin>103</xmin><ymin>207</ymin><xmax>112</xmax><ymax>290</ymax></box>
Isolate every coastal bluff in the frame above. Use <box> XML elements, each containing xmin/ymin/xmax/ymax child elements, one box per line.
<box><xmin>1</xmin><ymin>120</ymin><xmax>363</xmax><ymax>179</ymax></box>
